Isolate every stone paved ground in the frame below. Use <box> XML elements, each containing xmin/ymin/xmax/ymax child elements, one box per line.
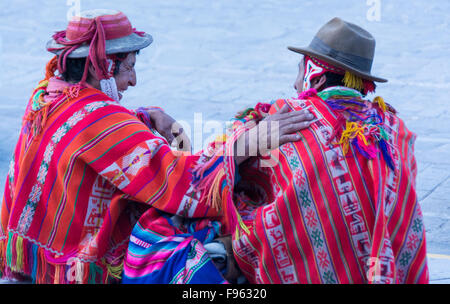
<box><xmin>0</xmin><ymin>0</ymin><xmax>449</xmax><ymax>283</ymax></box>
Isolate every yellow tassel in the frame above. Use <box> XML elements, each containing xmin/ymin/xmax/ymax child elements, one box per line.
<box><xmin>237</xmin><ymin>214</ymin><xmax>250</xmax><ymax>235</ymax></box>
<box><xmin>234</xmin><ymin>226</ymin><xmax>240</xmax><ymax>240</ymax></box>
<box><xmin>343</xmin><ymin>71</ymin><xmax>364</xmax><ymax>92</ymax></box>
<box><xmin>339</xmin><ymin>121</ymin><xmax>366</xmax><ymax>154</ymax></box>
<box><xmin>341</xmin><ymin>141</ymin><xmax>349</xmax><ymax>155</ymax></box>
<box><xmin>215</xmin><ymin>134</ymin><xmax>227</xmax><ymax>143</ymax></box>
<box><xmin>15</xmin><ymin>236</ymin><xmax>23</xmax><ymax>272</ymax></box>
<box><xmin>104</xmin><ymin>260</ymin><xmax>123</xmax><ymax>280</ymax></box>
<box><xmin>339</xmin><ymin>121</ymin><xmax>363</xmax><ymax>142</ymax></box>
<box><xmin>373</xmin><ymin>96</ymin><xmax>387</xmax><ymax>112</ymax></box>
<box><xmin>36</xmin><ymin>80</ymin><xmax>49</xmax><ymax>90</ymax></box>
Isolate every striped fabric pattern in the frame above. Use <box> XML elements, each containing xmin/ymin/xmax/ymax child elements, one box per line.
<box><xmin>231</xmin><ymin>91</ymin><xmax>428</xmax><ymax>284</ymax></box>
<box><xmin>122</xmin><ymin>210</ymin><xmax>226</xmax><ymax>284</ymax></box>
<box><xmin>0</xmin><ymin>86</ymin><xmax>220</xmax><ymax>283</ymax></box>
<box><xmin>120</xmin><ymin>103</ymin><xmax>272</xmax><ymax>284</ymax></box>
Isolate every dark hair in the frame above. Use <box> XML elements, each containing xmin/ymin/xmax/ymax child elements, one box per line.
<box><xmin>320</xmin><ymin>71</ymin><xmax>370</xmax><ymax>96</ymax></box>
<box><xmin>61</xmin><ymin>51</ymin><xmax>138</xmax><ymax>83</ymax></box>
<box><xmin>322</xmin><ymin>71</ymin><xmax>345</xmax><ymax>88</ymax></box>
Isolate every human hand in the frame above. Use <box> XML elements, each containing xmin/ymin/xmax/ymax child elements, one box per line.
<box><xmin>233</xmin><ymin>104</ymin><xmax>315</xmax><ymax>165</ymax></box>
<box><xmin>147</xmin><ymin>109</ymin><xmax>192</xmax><ymax>152</ymax></box>
<box><xmin>259</xmin><ymin>104</ymin><xmax>315</xmax><ymax>150</ymax></box>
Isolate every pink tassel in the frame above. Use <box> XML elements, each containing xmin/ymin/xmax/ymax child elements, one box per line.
<box><xmin>298</xmin><ymin>88</ymin><xmax>318</xmax><ymax>99</ymax></box>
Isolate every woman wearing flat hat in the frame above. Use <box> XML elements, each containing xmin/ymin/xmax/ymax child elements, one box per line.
<box><xmin>0</xmin><ymin>10</ymin><xmax>314</xmax><ymax>284</ymax></box>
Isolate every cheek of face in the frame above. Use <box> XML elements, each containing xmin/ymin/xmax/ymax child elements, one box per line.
<box><xmin>114</xmin><ymin>53</ymin><xmax>137</xmax><ymax>96</ymax></box>
<box><xmin>295</xmin><ymin>61</ymin><xmax>305</xmax><ymax>93</ymax></box>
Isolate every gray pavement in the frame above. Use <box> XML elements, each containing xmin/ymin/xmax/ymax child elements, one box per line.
<box><xmin>0</xmin><ymin>0</ymin><xmax>449</xmax><ymax>283</ymax></box>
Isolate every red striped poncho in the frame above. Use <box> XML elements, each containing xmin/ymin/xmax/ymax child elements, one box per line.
<box><xmin>230</xmin><ymin>88</ymin><xmax>429</xmax><ymax>284</ymax></box>
<box><xmin>0</xmin><ymin>81</ymin><xmax>222</xmax><ymax>283</ymax></box>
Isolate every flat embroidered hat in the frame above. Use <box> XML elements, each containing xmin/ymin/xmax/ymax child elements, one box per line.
<box><xmin>46</xmin><ymin>9</ymin><xmax>153</xmax><ymax>59</ymax></box>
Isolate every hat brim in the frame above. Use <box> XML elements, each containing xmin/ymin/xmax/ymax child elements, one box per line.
<box><xmin>287</xmin><ymin>46</ymin><xmax>388</xmax><ymax>83</ymax></box>
<box><xmin>47</xmin><ymin>32</ymin><xmax>153</xmax><ymax>58</ymax></box>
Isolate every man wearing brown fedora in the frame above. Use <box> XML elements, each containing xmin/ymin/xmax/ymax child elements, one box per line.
<box><xmin>225</xmin><ymin>17</ymin><xmax>429</xmax><ymax>284</ymax></box>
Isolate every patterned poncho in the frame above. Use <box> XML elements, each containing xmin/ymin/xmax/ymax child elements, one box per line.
<box><xmin>229</xmin><ymin>87</ymin><xmax>429</xmax><ymax>284</ymax></box>
<box><xmin>0</xmin><ymin>78</ymin><xmax>224</xmax><ymax>283</ymax></box>
<box><xmin>121</xmin><ymin>86</ymin><xmax>428</xmax><ymax>284</ymax></box>
<box><xmin>121</xmin><ymin>103</ymin><xmax>271</xmax><ymax>284</ymax></box>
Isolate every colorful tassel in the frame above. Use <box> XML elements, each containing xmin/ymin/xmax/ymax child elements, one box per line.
<box><xmin>89</xmin><ymin>261</ymin><xmax>104</xmax><ymax>283</ymax></box>
<box><xmin>339</xmin><ymin>121</ymin><xmax>365</xmax><ymax>154</ymax></box>
<box><xmin>209</xmin><ymin>169</ymin><xmax>227</xmax><ymax>212</ymax></box>
<box><xmin>343</xmin><ymin>71</ymin><xmax>364</xmax><ymax>92</ymax></box>
<box><xmin>363</xmin><ymin>80</ymin><xmax>376</xmax><ymax>95</ymax></box>
<box><xmin>105</xmin><ymin>261</ymin><xmax>123</xmax><ymax>281</ymax></box>
<box><xmin>379</xmin><ymin>139</ymin><xmax>396</xmax><ymax>170</ymax></box>
<box><xmin>31</xmin><ymin>244</ymin><xmax>38</xmax><ymax>282</ymax></box>
<box><xmin>0</xmin><ymin>231</ymin><xmax>116</xmax><ymax>283</ymax></box>
<box><xmin>15</xmin><ymin>236</ymin><xmax>24</xmax><ymax>272</ymax></box>
<box><xmin>53</xmin><ymin>264</ymin><xmax>62</xmax><ymax>284</ymax></box>
<box><xmin>373</xmin><ymin>96</ymin><xmax>387</xmax><ymax>113</ymax></box>
<box><xmin>63</xmin><ymin>84</ymin><xmax>82</xmax><ymax>99</ymax></box>
<box><xmin>319</xmin><ymin>89</ymin><xmax>396</xmax><ymax>171</ymax></box>
<box><xmin>5</xmin><ymin>232</ymin><xmax>13</xmax><ymax>269</ymax></box>
<box><xmin>45</xmin><ymin>56</ymin><xmax>58</xmax><ymax>80</ymax></box>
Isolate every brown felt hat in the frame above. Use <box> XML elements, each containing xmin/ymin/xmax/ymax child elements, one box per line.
<box><xmin>288</xmin><ymin>17</ymin><xmax>387</xmax><ymax>83</ymax></box>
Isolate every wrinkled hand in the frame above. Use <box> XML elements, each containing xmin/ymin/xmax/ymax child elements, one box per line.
<box><xmin>234</xmin><ymin>104</ymin><xmax>315</xmax><ymax>165</ymax></box>
<box><xmin>148</xmin><ymin>109</ymin><xmax>192</xmax><ymax>152</ymax></box>
<box><xmin>259</xmin><ymin>104</ymin><xmax>315</xmax><ymax>150</ymax></box>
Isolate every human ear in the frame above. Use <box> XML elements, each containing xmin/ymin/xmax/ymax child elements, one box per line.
<box><xmin>87</xmin><ymin>64</ymin><xmax>98</xmax><ymax>81</ymax></box>
<box><xmin>312</xmin><ymin>74</ymin><xmax>327</xmax><ymax>91</ymax></box>
<box><xmin>86</xmin><ymin>64</ymin><xmax>101</xmax><ymax>89</ymax></box>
